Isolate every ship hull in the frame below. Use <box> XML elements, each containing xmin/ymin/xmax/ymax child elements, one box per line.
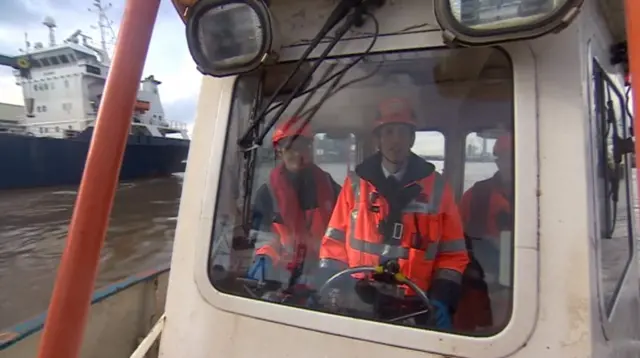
<box><xmin>0</xmin><ymin>131</ymin><xmax>189</xmax><ymax>190</ymax></box>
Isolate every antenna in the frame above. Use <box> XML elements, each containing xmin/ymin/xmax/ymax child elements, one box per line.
<box><xmin>88</xmin><ymin>0</ymin><xmax>116</xmax><ymax>62</ymax></box>
<box><xmin>19</xmin><ymin>32</ymin><xmax>31</xmax><ymax>54</ymax></box>
<box><xmin>43</xmin><ymin>16</ymin><xmax>57</xmax><ymax>47</ymax></box>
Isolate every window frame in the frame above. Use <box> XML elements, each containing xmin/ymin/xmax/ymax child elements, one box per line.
<box><xmin>192</xmin><ymin>43</ymin><xmax>539</xmax><ymax>358</ymax></box>
<box><xmin>589</xmin><ymin>54</ymin><xmax>636</xmax><ymax>329</ymax></box>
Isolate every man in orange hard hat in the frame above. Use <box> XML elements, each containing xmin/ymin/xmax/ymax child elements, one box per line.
<box><xmin>314</xmin><ymin>98</ymin><xmax>469</xmax><ymax>329</ymax></box>
<box><xmin>247</xmin><ymin>116</ymin><xmax>342</xmax><ymax>292</ymax></box>
<box><xmin>453</xmin><ymin>132</ymin><xmax>513</xmax><ymax>332</ymax></box>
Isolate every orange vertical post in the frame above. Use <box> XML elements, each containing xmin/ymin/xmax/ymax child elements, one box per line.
<box><xmin>627</xmin><ymin>0</ymin><xmax>640</xmax><ymax>175</ymax></box>
<box><xmin>36</xmin><ymin>0</ymin><xmax>160</xmax><ymax>357</ymax></box>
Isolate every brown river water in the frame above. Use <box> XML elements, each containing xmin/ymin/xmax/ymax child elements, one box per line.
<box><xmin>0</xmin><ymin>175</ymin><xmax>182</xmax><ymax>328</ymax></box>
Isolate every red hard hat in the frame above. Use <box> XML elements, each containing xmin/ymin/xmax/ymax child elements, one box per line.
<box><xmin>272</xmin><ymin>116</ymin><xmax>313</xmax><ymax>147</ymax></box>
<box><xmin>373</xmin><ymin>98</ymin><xmax>417</xmax><ymax>132</ymax></box>
<box><xmin>493</xmin><ymin>133</ymin><xmax>512</xmax><ymax>157</ymax></box>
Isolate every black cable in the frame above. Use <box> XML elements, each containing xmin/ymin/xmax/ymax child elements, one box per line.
<box><xmin>263</xmin><ymin>16</ymin><xmax>382</xmax><ymax>122</ymax></box>
<box><xmin>253</xmin><ymin>13</ymin><xmax>365</xmax><ymax>147</ymax></box>
<box><xmin>237</xmin><ymin>0</ymin><xmax>363</xmax><ymax>148</ymax></box>
<box><xmin>297</xmin><ymin>13</ymin><xmax>381</xmax><ymax>121</ymax></box>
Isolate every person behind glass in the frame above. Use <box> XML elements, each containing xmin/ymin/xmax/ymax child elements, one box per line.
<box><xmin>453</xmin><ymin>132</ymin><xmax>513</xmax><ymax>332</ymax></box>
<box><xmin>247</xmin><ymin>116</ymin><xmax>341</xmax><ymax>290</ymax></box>
<box><xmin>315</xmin><ymin>98</ymin><xmax>469</xmax><ymax>329</ymax></box>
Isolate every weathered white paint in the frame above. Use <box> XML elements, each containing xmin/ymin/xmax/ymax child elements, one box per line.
<box><xmin>0</xmin><ymin>268</ymin><xmax>169</xmax><ymax>358</ymax></box>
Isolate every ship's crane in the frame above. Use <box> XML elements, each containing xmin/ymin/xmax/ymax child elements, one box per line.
<box><xmin>0</xmin><ymin>54</ymin><xmax>32</xmax><ymax>79</ymax></box>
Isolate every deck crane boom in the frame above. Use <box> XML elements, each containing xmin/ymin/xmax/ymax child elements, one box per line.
<box><xmin>0</xmin><ymin>54</ymin><xmax>32</xmax><ymax>79</ymax></box>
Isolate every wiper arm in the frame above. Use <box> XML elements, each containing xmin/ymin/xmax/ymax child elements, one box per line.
<box><xmin>238</xmin><ymin>0</ymin><xmax>383</xmax><ymax>150</ymax></box>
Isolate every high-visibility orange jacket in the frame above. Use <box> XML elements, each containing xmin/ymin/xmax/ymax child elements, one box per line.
<box><xmin>459</xmin><ymin>172</ymin><xmax>512</xmax><ymax>239</ymax></box>
<box><xmin>454</xmin><ymin>171</ymin><xmax>512</xmax><ymax>331</ymax></box>
<box><xmin>318</xmin><ymin>152</ymin><xmax>469</xmax><ymax>308</ymax></box>
<box><xmin>252</xmin><ymin>164</ymin><xmax>340</xmax><ymax>269</ymax></box>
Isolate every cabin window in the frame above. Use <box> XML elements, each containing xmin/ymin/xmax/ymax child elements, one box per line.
<box><xmin>49</xmin><ymin>56</ymin><xmax>60</xmax><ymax>65</ymax></box>
<box><xmin>461</xmin><ymin>130</ymin><xmax>513</xmax><ymax>331</ymax></box>
<box><xmin>413</xmin><ymin>132</ymin><xmax>445</xmax><ymax>174</ymax></box>
<box><xmin>314</xmin><ymin>133</ymin><xmax>357</xmax><ymax>185</ymax></box>
<box><xmin>86</xmin><ymin>65</ymin><xmax>101</xmax><ymax>75</ymax></box>
<box><xmin>33</xmin><ymin>85</ymin><xmax>38</xmax><ymax>91</ymax></box>
<box><xmin>59</xmin><ymin>55</ymin><xmax>69</xmax><ymax>64</ymax></box>
<box><xmin>591</xmin><ymin>60</ymin><xmax>635</xmax><ymax>315</ymax></box>
<box><xmin>41</xmin><ymin>58</ymin><xmax>50</xmax><ymax>66</ymax></box>
<box><xmin>208</xmin><ymin>48</ymin><xmax>514</xmax><ymax>336</ymax></box>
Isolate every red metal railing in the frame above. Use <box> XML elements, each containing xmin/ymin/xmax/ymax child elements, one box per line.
<box><xmin>626</xmin><ymin>0</ymin><xmax>640</xmax><ymax>182</ymax></box>
<box><xmin>36</xmin><ymin>1</ymin><xmax>161</xmax><ymax>357</ymax></box>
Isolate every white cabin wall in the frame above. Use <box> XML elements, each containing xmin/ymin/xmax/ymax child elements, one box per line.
<box><xmin>511</xmin><ymin>17</ymin><xmax>595</xmax><ymax>357</ymax></box>
<box><xmin>137</xmin><ymin>79</ymin><xmax>167</xmax><ymax>126</ymax></box>
<box><xmin>66</xmin><ymin>75</ymin><xmax>87</xmax><ymax>121</ymax></box>
<box><xmin>18</xmin><ymin>62</ymin><xmax>90</xmax><ymax>136</ymax></box>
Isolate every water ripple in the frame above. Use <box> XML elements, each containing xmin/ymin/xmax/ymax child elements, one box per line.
<box><xmin>0</xmin><ymin>176</ymin><xmax>182</xmax><ymax>328</ymax></box>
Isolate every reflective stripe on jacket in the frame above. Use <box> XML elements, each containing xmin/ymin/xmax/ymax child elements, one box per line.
<box><xmin>318</xmin><ymin>153</ymin><xmax>469</xmax><ymax>302</ymax></box>
<box><xmin>253</xmin><ymin>164</ymin><xmax>338</xmax><ymax>267</ymax></box>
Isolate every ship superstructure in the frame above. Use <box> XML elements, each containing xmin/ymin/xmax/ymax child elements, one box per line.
<box><xmin>0</xmin><ymin>1</ymin><xmax>190</xmax><ymax>190</ymax></box>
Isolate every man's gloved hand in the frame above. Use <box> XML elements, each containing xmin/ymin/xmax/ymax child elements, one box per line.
<box><xmin>430</xmin><ymin>299</ymin><xmax>453</xmax><ymax>329</ymax></box>
<box><xmin>247</xmin><ymin>255</ymin><xmax>274</xmax><ymax>281</ymax></box>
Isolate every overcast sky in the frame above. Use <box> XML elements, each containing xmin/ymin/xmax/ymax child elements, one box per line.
<box><xmin>0</xmin><ymin>0</ymin><xmax>201</xmax><ymax>134</ymax></box>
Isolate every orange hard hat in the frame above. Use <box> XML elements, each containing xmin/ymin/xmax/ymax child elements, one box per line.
<box><xmin>372</xmin><ymin>98</ymin><xmax>417</xmax><ymax>132</ymax></box>
<box><xmin>272</xmin><ymin>116</ymin><xmax>313</xmax><ymax>147</ymax></box>
<box><xmin>493</xmin><ymin>133</ymin><xmax>512</xmax><ymax>157</ymax></box>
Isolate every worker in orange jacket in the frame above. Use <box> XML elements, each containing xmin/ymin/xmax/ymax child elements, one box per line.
<box><xmin>453</xmin><ymin>133</ymin><xmax>513</xmax><ymax>332</ymax></box>
<box><xmin>247</xmin><ymin>116</ymin><xmax>341</xmax><ymax>290</ymax></box>
<box><xmin>315</xmin><ymin>98</ymin><xmax>469</xmax><ymax>329</ymax></box>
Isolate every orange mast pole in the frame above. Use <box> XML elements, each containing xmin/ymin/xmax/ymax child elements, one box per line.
<box><xmin>36</xmin><ymin>0</ymin><xmax>160</xmax><ymax>357</ymax></box>
<box><xmin>627</xmin><ymin>0</ymin><xmax>640</xmax><ymax>174</ymax></box>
